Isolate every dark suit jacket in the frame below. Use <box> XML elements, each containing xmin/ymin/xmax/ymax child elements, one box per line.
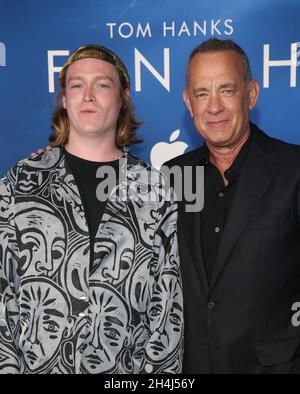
<box><xmin>164</xmin><ymin>124</ymin><xmax>300</xmax><ymax>373</ymax></box>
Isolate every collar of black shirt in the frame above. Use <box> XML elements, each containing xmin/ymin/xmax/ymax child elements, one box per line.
<box><xmin>199</xmin><ymin>131</ymin><xmax>253</xmax><ymax>185</ymax></box>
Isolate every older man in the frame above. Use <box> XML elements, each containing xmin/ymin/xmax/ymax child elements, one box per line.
<box><xmin>0</xmin><ymin>44</ymin><xmax>183</xmax><ymax>374</ymax></box>
<box><xmin>165</xmin><ymin>38</ymin><xmax>300</xmax><ymax>373</ymax></box>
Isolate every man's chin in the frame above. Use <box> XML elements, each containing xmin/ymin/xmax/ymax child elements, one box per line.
<box><xmin>206</xmin><ymin>138</ymin><xmax>233</xmax><ymax>148</ymax></box>
<box><xmin>199</xmin><ymin>128</ymin><xmax>230</xmax><ymax>145</ymax></box>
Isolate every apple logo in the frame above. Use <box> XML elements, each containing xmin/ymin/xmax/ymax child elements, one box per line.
<box><xmin>150</xmin><ymin>129</ymin><xmax>188</xmax><ymax>169</ymax></box>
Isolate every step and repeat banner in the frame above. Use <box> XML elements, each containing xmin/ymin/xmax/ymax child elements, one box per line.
<box><xmin>0</xmin><ymin>0</ymin><xmax>299</xmax><ymax>174</ymax></box>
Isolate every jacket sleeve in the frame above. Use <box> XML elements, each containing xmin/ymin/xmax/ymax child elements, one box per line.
<box><xmin>142</xmin><ymin>190</ymin><xmax>184</xmax><ymax>374</ymax></box>
<box><xmin>0</xmin><ymin>172</ymin><xmax>20</xmax><ymax>373</ymax></box>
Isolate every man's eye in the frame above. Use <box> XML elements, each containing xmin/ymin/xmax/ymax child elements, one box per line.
<box><xmin>52</xmin><ymin>249</ymin><xmax>63</xmax><ymax>260</ymax></box>
<box><xmin>97</xmin><ymin>250</ymin><xmax>109</xmax><ymax>261</ymax></box>
<box><xmin>120</xmin><ymin>259</ymin><xmax>130</xmax><ymax>270</ymax></box>
<box><xmin>9</xmin><ymin>319</ymin><xmax>16</xmax><ymax>329</ymax></box>
<box><xmin>98</xmin><ymin>83</ymin><xmax>110</xmax><ymax>90</ymax></box>
<box><xmin>150</xmin><ymin>307</ymin><xmax>161</xmax><ymax>318</ymax></box>
<box><xmin>71</xmin><ymin>84</ymin><xmax>81</xmax><ymax>89</ymax></box>
<box><xmin>44</xmin><ymin>321</ymin><xmax>59</xmax><ymax>333</ymax></box>
<box><xmin>195</xmin><ymin>93</ymin><xmax>207</xmax><ymax>99</ymax></box>
<box><xmin>170</xmin><ymin>313</ymin><xmax>180</xmax><ymax>325</ymax></box>
<box><xmin>105</xmin><ymin>329</ymin><xmax>120</xmax><ymax>340</ymax></box>
<box><xmin>20</xmin><ymin>313</ymin><xmax>30</xmax><ymax>325</ymax></box>
<box><xmin>222</xmin><ymin>89</ymin><xmax>234</xmax><ymax>96</ymax></box>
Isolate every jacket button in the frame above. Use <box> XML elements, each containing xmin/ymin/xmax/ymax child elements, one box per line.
<box><xmin>208</xmin><ymin>301</ymin><xmax>215</xmax><ymax>309</ymax></box>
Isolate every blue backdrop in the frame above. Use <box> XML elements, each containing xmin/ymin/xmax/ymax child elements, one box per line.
<box><xmin>0</xmin><ymin>0</ymin><xmax>299</xmax><ymax>174</ymax></box>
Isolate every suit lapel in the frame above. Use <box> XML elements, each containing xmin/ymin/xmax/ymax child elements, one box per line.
<box><xmin>208</xmin><ymin>128</ymin><xmax>279</xmax><ymax>293</ymax></box>
<box><xmin>177</xmin><ymin>147</ymin><xmax>209</xmax><ymax>294</ymax></box>
<box><xmin>178</xmin><ymin>198</ymin><xmax>209</xmax><ymax>295</ymax></box>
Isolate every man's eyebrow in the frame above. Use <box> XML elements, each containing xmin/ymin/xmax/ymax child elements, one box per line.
<box><xmin>44</xmin><ymin>309</ymin><xmax>65</xmax><ymax>318</ymax></box>
<box><xmin>105</xmin><ymin>316</ymin><xmax>124</xmax><ymax>327</ymax></box>
<box><xmin>67</xmin><ymin>75</ymin><xmax>114</xmax><ymax>83</ymax></box>
<box><xmin>218</xmin><ymin>83</ymin><xmax>237</xmax><ymax>89</ymax></box>
<box><xmin>192</xmin><ymin>83</ymin><xmax>237</xmax><ymax>94</ymax></box>
<box><xmin>67</xmin><ymin>76</ymin><xmax>83</xmax><ymax>84</ymax></box>
<box><xmin>192</xmin><ymin>87</ymin><xmax>209</xmax><ymax>94</ymax></box>
<box><xmin>20</xmin><ymin>304</ymin><xmax>31</xmax><ymax>310</ymax></box>
<box><xmin>8</xmin><ymin>311</ymin><xmax>19</xmax><ymax>317</ymax></box>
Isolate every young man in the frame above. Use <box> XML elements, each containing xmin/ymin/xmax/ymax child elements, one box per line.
<box><xmin>165</xmin><ymin>38</ymin><xmax>300</xmax><ymax>373</ymax></box>
<box><xmin>0</xmin><ymin>45</ymin><xmax>183</xmax><ymax>374</ymax></box>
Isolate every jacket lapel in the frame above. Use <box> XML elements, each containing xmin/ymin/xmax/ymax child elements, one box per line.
<box><xmin>208</xmin><ymin>128</ymin><xmax>279</xmax><ymax>293</ymax></box>
<box><xmin>177</xmin><ymin>147</ymin><xmax>210</xmax><ymax>294</ymax></box>
<box><xmin>25</xmin><ymin>146</ymin><xmax>90</xmax><ymax>235</ymax></box>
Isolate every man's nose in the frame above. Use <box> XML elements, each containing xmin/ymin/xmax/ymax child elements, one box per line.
<box><xmin>83</xmin><ymin>86</ymin><xmax>95</xmax><ymax>102</ymax></box>
<box><xmin>90</xmin><ymin>324</ymin><xmax>103</xmax><ymax>350</ymax></box>
<box><xmin>103</xmin><ymin>264</ymin><xmax>120</xmax><ymax>281</ymax></box>
<box><xmin>28</xmin><ymin>319</ymin><xmax>40</xmax><ymax>345</ymax></box>
<box><xmin>207</xmin><ymin>94</ymin><xmax>224</xmax><ymax>114</ymax></box>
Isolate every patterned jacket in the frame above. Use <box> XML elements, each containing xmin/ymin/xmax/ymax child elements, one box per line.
<box><xmin>0</xmin><ymin>148</ymin><xmax>183</xmax><ymax>374</ymax></box>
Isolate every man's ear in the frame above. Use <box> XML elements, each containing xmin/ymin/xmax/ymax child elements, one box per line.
<box><xmin>62</xmin><ymin>93</ymin><xmax>66</xmax><ymax>109</ymax></box>
<box><xmin>248</xmin><ymin>79</ymin><xmax>259</xmax><ymax>111</ymax></box>
<box><xmin>183</xmin><ymin>88</ymin><xmax>193</xmax><ymax>118</ymax></box>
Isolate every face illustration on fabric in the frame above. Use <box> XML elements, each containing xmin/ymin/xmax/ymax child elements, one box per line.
<box><xmin>146</xmin><ymin>274</ymin><xmax>183</xmax><ymax>363</ymax></box>
<box><xmin>128</xmin><ymin>257</ymin><xmax>151</xmax><ymax>314</ymax></box>
<box><xmin>18</xmin><ymin>167</ymin><xmax>49</xmax><ymax>194</ymax></box>
<box><xmin>94</xmin><ymin>220</ymin><xmax>135</xmax><ymax>286</ymax></box>
<box><xmin>64</xmin><ymin>241</ymin><xmax>89</xmax><ymax>301</ymax></box>
<box><xmin>0</xmin><ymin>282</ymin><xmax>19</xmax><ymax>346</ymax></box>
<box><xmin>154</xmin><ymin>208</ymin><xmax>179</xmax><ymax>275</ymax></box>
<box><xmin>15</xmin><ymin>207</ymin><xmax>66</xmax><ymax>276</ymax></box>
<box><xmin>18</xmin><ymin>279</ymin><xmax>70</xmax><ymax>372</ymax></box>
<box><xmin>127</xmin><ymin>165</ymin><xmax>160</xmax><ymax>246</ymax></box>
<box><xmin>0</xmin><ymin>181</ymin><xmax>13</xmax><ymax>220</ymax></box>
<box><xmin>81</xmin><ymin>284</ymin><xmax>130</xmax><ymax>373</ymax></box>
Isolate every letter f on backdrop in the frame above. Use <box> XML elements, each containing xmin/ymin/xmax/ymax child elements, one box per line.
<box><xmin>0</xmin><ymin>42</ymin><xmax>6</xmax><ymax>66</ymax></box>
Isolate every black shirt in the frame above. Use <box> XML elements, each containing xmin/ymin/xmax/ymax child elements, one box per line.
<box><xmin>64</xmin><ymin>150</ymin><xmax>120</xmax><ymax>266</ymax></box>
<box><xmin>200</xmin><ymin>135</ymin><xmax>253</xmax><ymax>283</ymax></box>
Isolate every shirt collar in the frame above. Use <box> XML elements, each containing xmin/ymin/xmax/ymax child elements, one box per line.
<box><xmin>199</xmin><ymin>131</ymin><xmax>253</xmax><ymax>184</ymax></box>
<box><xmin>200</xmin><ymin>131</ymin><xmax>252</xmax><ymax>166</ymax></box>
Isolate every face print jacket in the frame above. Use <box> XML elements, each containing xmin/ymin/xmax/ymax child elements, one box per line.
<box><xmin>0</xmin><ymin>147</ymin><xmax>183</xmax><ymax>374</ymax></box>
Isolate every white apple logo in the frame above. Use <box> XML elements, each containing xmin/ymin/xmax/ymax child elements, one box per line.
<box><xmin>150</xmin><ymin>129</ymin><xmax>188</xmax><ymax>169</ymax></box>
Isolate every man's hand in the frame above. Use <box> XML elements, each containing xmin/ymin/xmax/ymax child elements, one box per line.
<box><xmin>30</xmin><ymin>146</ymin><xmax>52</xmax><ymax>157</ymax></box>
